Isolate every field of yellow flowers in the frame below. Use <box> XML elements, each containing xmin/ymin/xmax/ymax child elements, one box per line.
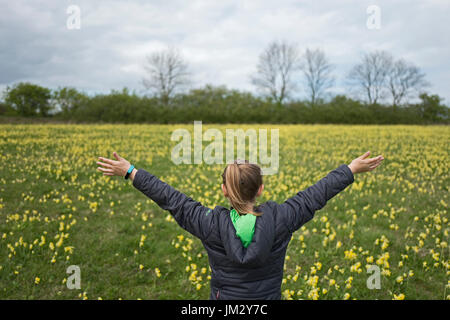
<box><xmin>0</xmin><ymin>124</ymin><xmax>448</xmax><ymax>300</ymax></box>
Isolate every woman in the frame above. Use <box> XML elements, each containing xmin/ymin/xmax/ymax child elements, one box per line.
<box><xmin>97</xmin><ymin>151</ymin><xmax>383</xmax><ymax>299</ymax></box>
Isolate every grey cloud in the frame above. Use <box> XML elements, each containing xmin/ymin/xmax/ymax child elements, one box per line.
<box><xmin>0</xmin><ymin>0</ymin><xmax>448</xmax><ymax>102</ymax></box>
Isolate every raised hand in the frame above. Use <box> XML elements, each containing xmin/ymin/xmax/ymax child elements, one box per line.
<box><xmin>348</xmin><ymin>151</ymin><xmax>384</xmax><ymax>174</ymax></box>
<box><xmin>97</xmin><ymin>151</ymin><xmax>131</xmax><ymax>177</ymax></box>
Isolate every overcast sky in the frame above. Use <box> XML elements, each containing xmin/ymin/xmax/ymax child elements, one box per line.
<box><xmin>0</xmin><ymin>0</ymin><xmax>449</xmax><ymax>103</ymax></box>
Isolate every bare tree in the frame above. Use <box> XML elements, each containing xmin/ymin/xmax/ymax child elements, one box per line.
<box><xmin>387</xmin><ymin>58</ymin><xmax>428</xmax><ymax>107</ymax></box>
<box><xmin>300</xmin><ymin>48</ymin><xmax>335</xmax><ymax>105</ymax></box>
<box><xmin>142</xmin><ymin>46</ymin><xmax>190</xmax><ymax>104</ymax></box>
<box><xmin>347</xmin><ymin>50</ymin><xmax>392</xmax><ymax>105</ymax></box>
<box><xmin>251</xmin><ymin>40</ymin><xmax>300</xmax><ymax>104</ymax></box>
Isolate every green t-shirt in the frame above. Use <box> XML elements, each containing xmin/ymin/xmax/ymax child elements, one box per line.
<box><xmin>230</xmin><ymin>208</ymin><xmax>257</xmax><ymax>248</ymax></box>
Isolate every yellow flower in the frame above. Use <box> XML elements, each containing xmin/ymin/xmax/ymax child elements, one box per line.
<box><xmin>350</xmin><ymin>262</ymin><xmax>362</xmax><ymax>273</ymax></box>
<box><xmin>64</xmin><ymin>246</ymin><xmax>74</xmax><ymax>254</ymax></box>
<box><xmin>306</xmin><ymin>275</ymin><xmax>319</xmax><ymax>287</ymax></box>
<box><xmin>344</xmin><ymin>250</ymin><xmax>357</xmax><ymax>260</ymax></box>
<box><xmin>282</xmin><ymin>289</ymin><xmax>293</xmax><ymax>300</ymax></box>
<box><xmin>307</xmin><ymin>288</ymin><xmax>319</xmax><ymax>300</ymax></box>
<box><xmin>381</xmin><ymin>269</ymin><xmax>391</xmax><ymax>276</ymax></box>
<box><xmin>393</xmin><ymin>293</ymin><xmax>405</xmax><ymax>300</ymax></box>
<box><xmin>35</xmin><ymin>277</ymin><xmax>40</xmax><ymax>284</ymax></box>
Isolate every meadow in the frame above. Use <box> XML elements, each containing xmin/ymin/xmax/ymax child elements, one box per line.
<box><xmin>0</xmin><ymin>124</ymin><xmax>448</xmax><ymax>300</ymax></box>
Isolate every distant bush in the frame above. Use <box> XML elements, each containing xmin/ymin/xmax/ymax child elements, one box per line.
<box><xmin>1</xmin><ymin>82</ymin><xmax>448</xmax><ymax>124</ymax></box>
<box><xmin>0</xmin><ymin>101</ymin><xmax>18</xmax><ymax>116</ymax></box>
<box><xmin>4</xmin><ymin>82</ymin><xmax>52</xmax><ymax>117</ymax></box>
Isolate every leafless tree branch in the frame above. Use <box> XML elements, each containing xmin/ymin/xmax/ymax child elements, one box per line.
<box><xmin>300</xmin><ymin>48</ymin><xmax>335</xmax><ymax>105</ymax></box>
<box><xmin>251</xmin><ymin>40</ymin><xmax>300</xmax><ymax>104</ymax></box>
<box><xmin>142</xmin><ymin>46</ymin><xmax>191</xmax><ymax>104</ymax></box>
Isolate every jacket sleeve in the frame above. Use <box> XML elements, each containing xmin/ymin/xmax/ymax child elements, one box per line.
<box><xmin>132</xmin><ymin>168</ymin><xmax>214</xmax><ymax>240</ymax></box>
<box><xmin>278</xmin><ymin>164</ymin><xmax>354</xmax><ymax>233</ymax></box>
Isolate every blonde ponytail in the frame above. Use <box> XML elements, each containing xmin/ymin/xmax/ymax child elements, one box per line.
<box><xmin>222</xmin><ymin>160</ymin><xmax>263</xmax><ymax>216</ymax></box>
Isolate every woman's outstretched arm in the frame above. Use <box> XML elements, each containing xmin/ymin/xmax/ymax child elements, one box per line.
<box><xmin>279</xmin><ymin>151</ymin><xmax>384</xmax><ymax>233</ymax></box>
<box><xmin>96</xmin><ymin>152</ymin><xmax>215</xmax><ymax>240</ymax></box>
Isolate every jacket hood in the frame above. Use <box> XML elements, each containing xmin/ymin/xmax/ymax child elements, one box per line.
<box><xmin>221</xmin><ymin>204</ymin><xmax>275</xmax><ymax>267</ymax></box>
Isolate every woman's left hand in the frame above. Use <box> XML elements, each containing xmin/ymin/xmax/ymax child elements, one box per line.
<box><xmin>97</xmin><ymin>152</ymin><xmax>131</xmax><ymax>177</ymax></box>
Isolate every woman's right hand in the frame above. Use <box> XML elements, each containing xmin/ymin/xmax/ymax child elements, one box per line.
<box><xmin>348</xmin><ymin>151</ymin><xmax>384</xmax><ymax>174</ymax></box>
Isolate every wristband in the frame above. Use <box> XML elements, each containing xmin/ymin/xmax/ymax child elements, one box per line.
<box><xmin>124</xmin><ymin>165</ymin><xmax>135</xmax><ymax>180</ymax></box>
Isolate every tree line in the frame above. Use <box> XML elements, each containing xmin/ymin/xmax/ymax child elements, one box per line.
<box><xmin>0</xmin><ymin>41</ymin><xmax>448</xmax><ymax>124</ymax></box>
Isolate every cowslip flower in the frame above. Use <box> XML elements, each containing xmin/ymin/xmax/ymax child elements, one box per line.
<box><xmin>344</xmin><ymin>250</ymin><xmax>356</xmax><ymax>260</ymax></box>
<box><xmin>350</xmin><ymin>262</ymin><xmax>362</xmax><ymax>273</ymax></box>
<box><xmin>308</xmin><ymin>288</ymin><xmax>319</xmax><ymax>300</ymax></box>
<box><xmin>393</xmin><ymin>293</ymin><xmax>405</xmax><ymax>300</ymax></box>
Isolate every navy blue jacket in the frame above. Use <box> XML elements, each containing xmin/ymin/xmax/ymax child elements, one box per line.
<box><xmin>132</xmin><ymin>164</ymin><xmax>354</xmax><ymax>299</ymax></box>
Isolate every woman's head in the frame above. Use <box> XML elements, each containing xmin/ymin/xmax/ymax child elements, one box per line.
<box><xmin>221</xmin><ymin>159</ymin><xmax>264</xmax><ymax>216</ymax></box>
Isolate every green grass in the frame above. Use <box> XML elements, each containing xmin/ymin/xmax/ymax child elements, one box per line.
<box><xmin>0</xmin><ymin>124</ymin><xmax>448</xmax><ymax>300</ymax></box>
